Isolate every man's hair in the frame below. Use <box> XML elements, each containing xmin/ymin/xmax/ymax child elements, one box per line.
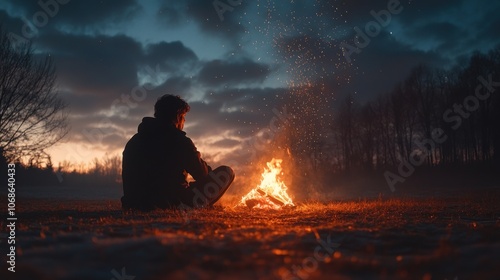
<box><xmin>154</xmin><ymin>94</ymin><xmax>190</xmax><ymax>122</ymax></box>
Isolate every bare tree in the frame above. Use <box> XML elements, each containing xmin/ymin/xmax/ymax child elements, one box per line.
<box><xmin>0</xmin><ymin>28</ymin><xmax>68</xmax><ymax>161</ymax></box>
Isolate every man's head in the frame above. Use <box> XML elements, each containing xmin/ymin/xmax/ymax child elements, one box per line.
<box><xmin>154</xmin><ymin>94</ymin><xmax>190</xmax><ymax>130</ymax></box>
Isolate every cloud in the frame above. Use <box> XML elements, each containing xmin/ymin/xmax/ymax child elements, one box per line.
<box><xmin>32</xmin><ymin>30</ymin><xmax>202</xmax><ymax>116</ymax></box>
<box><xmin>181</xmin><ymin>87</ymin><xmax>289</xmax><ymax>156</ymax></box>
<box><xmin>395</xmin><ymin>0</ymin><xmax>463</xmax><ymax>27</ymax></box>
<box><xmin>320</xmin><ymin>33</ymin><xmax>448</xmax><ymax>103</ymax></box>
<box><xmin>156</xmin><ymin>1</ymin><xmax>186</xmax><ymax>26</ymax></box>
<box><xmin>153</xmin><ymin>76</ymin><xmax>194</xmax><ymax>97</ymax></box>
<box><xmin>409</xmin><ymin>22</ymin><xmax>462</xmax><ymax>42</ymax></box>
<box><xmin>143</xmin><ymin>41</ymin><xmax>198</xmax><ymax>71</ymax></box>
<box><xmin>101</xmin><ymin>133</ymin><xmax>128</xmax><ymax>150</ymax></box>
<box><xmin>212</xmin><ymin>138</ymin><xmax>241</xmax><ymax>148</ymax></box>
<box><xmin>156</xmin><ymin>0</ymin><xmax>248</xmax><ymax>42</ymax></box>
<box><xmin>388</xmin><ymin>0</ymin><xmax>500</xmax><ymax>58</ymax></box>
<box><xmin>37</xmin><ymin>31</ymin><xmax>142</xmax><ymax>94</ymax></box>
<box><xmin>198</xmin><ymin>58</ymin><xmax>270</xmax><ymax>87</ymax></box>
<box><xmin>0</xmin><ymin>10</ymin><xmax>23</xmax><ymax>33</ymax></box>
<box><xmin>2</xmin><ymin>0</ymin><xmax>142</xmax><ymax>32</ymax></box>
<box><xmin>58</xmin><ymin>90</ymin><xmax>103</xmax><ymax>114</ymax></box>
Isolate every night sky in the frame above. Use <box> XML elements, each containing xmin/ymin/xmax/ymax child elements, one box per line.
<box><xmin>1</xmin><ymin>0</ymin><xmax>499</xmax><ymax>169</ymax></box>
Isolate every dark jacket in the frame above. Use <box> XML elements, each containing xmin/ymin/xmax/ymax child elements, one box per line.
<box><xmin>121</xmin><ymin>117</ymin><xmax>210</xmax><ymax>209</ymax></box>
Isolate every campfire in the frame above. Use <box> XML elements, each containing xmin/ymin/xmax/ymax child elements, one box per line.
<box><xmin>238</xmin><ymin>158</ymin><xmax>295</xmax><ymax>209</ymax></box>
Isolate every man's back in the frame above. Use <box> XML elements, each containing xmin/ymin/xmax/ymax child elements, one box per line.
<box><xmin>121</xmin><ymin>117</ymin><xmax>209</xmax><ymax>210</ymax></box>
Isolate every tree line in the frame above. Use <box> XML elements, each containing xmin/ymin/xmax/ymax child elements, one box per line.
<box><xmin>0</xmin><ymin>151</ymin><xmax>122</xmax><ymax>188</ymax></box>
<box><xmin>315</xmin><ymin>47</ymin><xmax>500</xmax><ymax>177</ymax></box>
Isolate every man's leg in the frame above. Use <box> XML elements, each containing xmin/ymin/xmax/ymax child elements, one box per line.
<box><xmin>187</xmin><ymin>166</ymin><xmax>235</xmax><ymax>208</ymax></box>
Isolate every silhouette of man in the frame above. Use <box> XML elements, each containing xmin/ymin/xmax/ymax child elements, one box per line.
<box><xmin>121</xmin><ymin>94</ymin><xmax>235</xmax><ymax>210</ymax></box>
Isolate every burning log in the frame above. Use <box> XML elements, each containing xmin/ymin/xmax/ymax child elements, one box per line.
<box><xmin>257</xmin><ymin>189</ymin><xmax>286</xmax><ymax>206</ymax></box>
<box><xmin>244</xmin><ymin>198</ymin><xmax>263</xmax><ymax>208</ymax></box>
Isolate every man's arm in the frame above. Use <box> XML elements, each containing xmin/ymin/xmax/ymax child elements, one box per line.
<box><xmin>182</xmin><ymin>137</ymin><xmax>211</xmax><ymax>181</ymax></box>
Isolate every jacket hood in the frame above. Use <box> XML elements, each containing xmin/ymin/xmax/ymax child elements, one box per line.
<box><xmin>137</xmin><ymin>117</ymin><xmax>185</xmax><ymax>136</ymax></box>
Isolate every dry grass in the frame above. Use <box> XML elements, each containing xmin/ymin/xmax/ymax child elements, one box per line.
<box><xmin>1</xmin><ymin>190</ymin><xmax>499</xmax><ymax>280</ymax></box>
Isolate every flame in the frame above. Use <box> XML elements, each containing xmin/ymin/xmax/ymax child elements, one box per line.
<box><xmin>238</xmin><ymin>158</ymin><xmax>295</xmax><ymax>209</ymax></box>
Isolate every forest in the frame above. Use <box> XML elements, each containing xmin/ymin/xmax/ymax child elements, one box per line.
<box><xmin>284</xmin><ymin>47</ymin><xmax>500</xmax><ymax>192</ymax></box>
<box><xmin>330</xmin><ymin>49</ymin><xmax>500</xmax><ymax>173</ymax></box>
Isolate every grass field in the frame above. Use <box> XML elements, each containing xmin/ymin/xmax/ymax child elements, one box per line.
<box><xmin>1</xmin><ymin>189</ymin><xmax>499</xmax><ymax>280</ymax></box>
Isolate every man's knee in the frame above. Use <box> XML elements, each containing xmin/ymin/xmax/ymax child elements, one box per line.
<box><xmin>188</xmin><ymin>166</ymin><xmax>235</xmax><ymax>209</ymax></box>
<box><xmin>210</xmin><ymin>165</ymin><xmax>235</xmax><ymax>187</ymax></box>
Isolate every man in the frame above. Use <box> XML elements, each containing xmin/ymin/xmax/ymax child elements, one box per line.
<box><xmin>121</xmin><ymin>94</ymin><xmax>234</xmax><ymax>210</ymax></box>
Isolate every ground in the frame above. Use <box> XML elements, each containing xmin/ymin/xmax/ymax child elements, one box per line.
<box><xmin>1</xmin><ymin>189</ymin><xmax>499</xmax><ymax>280</ymax></box>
